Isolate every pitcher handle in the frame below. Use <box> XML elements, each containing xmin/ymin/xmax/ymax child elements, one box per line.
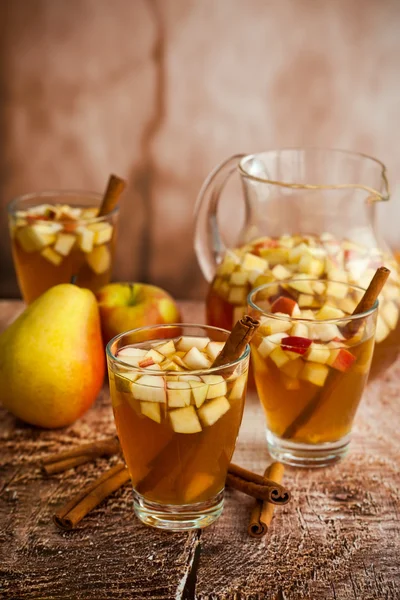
<box><xmin>194</xmin><ymin>154</ymin><xmax>246</xmax><ymax>282</ymax></box>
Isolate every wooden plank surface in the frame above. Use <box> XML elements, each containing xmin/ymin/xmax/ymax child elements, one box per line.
<box><xmin>0</xmin><ymin>300</ymin><xmax>399</xmax><ymax>600</ymax></box>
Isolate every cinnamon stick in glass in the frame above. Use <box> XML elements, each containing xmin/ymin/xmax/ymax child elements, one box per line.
<box><xmin>53</xmin><ymin>463</ymin><xmax>130</xmax><ymax>531</ymax></box>
<box><xmin>248</xmin><ymin>462</ymin><xmax>285</xmax><ymax>537</ymax></box>
<box><xmin>211</xmin><ymin>315</ymin><xmax>259</xmax><ymax>368</ymax></box>
<box><xmin>282</xmin><ymin>266</ymin><xmax>390</xmax><ymax>440</ymax></box>
<box><xmin>41</xmin><ymin>436</ymin><xmax>120</xmax><ymax>475</ymax></box>
<box><xmin>227</xmin><ymin>463</ymin><xmax>290</xmax><ymax>505</ymax></box>
<box><xmin>98</xmin><ymin>174</ymin><xmax>126</xmax><ymax>217</ymax></box>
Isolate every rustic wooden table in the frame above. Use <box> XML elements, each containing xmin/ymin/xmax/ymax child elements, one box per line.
<box><xmin>0</xmin><ymin>300</ymin><xmax>399</xmax><ymax>600</ymax></box>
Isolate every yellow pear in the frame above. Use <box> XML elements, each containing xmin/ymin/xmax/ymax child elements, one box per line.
<box><xmin>0</xmin><ymin>284</ymin><xmax>105</xmax><ymax>428</ymax></box>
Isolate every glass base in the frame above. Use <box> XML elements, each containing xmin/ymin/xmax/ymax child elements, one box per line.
<box><xmin>133</xmin><ymin>489</ymin><xmax>224</xmax><ymax>531</ymax></box>
<box><xmin>266</xmin><ymin>430</ymin><xmax>351</xmax><ymax>468</ymax></box>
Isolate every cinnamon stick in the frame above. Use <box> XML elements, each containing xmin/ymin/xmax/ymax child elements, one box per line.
<box><xmin>53</xmin><ymin>463</ymin><xmax>130</xmax><ymax>531</ymax></box>
<box><xmin>211</xmin><ymin>315</ymin><xmax>260</xmax><ymax>368</ymax></box>
<box><xmin>282</xmin><ymin>266</ymin><xmax>390</xmax><ymax>440</ymax></box>
<box><xmin>226</xmin><ymin>463</ymin><xmax>290</xmax><ymax>505</ymax></box>
<box><xmin>41</xmin><ymin>437</ymin><xmax>120</xmax><ymax>475</ymax></box>
<box><xmin>98</xmin><ymin>174</ymin><xmax>126</xmax><ymax>217</ymax></box>
<box><xmin>248</xmin><ymin>462</ymin><xmax>285</xmax><ymax>537</ymax></box>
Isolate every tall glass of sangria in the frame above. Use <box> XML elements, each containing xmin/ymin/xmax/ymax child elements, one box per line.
<box><xmin>107</xmin><ymin>323</ymin><xmax>250</xmax><ymax>530</ymax></box>
<box><xmin>248</xmin><ymin>279</ymin><xmax>378</xmax><ymax>467</ymax></box>
<box><xmin>8</xmin><ymin>190</ymin><xmax>119</xmax><ymax>303</ymax></box>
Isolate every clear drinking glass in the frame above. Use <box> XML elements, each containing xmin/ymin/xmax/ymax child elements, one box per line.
<box><xmin>106</xmin><ymin>323</ymin><xmax>250</xmax><ymax>530</ymax></box>
<box><xmin>8</xmin><ymin>190</ymin><xmax>119</xmax><ymax>303</ymax></box>
<box><xmin>248</xmin><ymin>279</ymin><xmax>378</xmax><ymax>467</ymax></box>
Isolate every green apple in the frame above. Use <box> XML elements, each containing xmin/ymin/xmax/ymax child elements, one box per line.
<box><xmin>96</xmin><ymin>282</ymin><xmax>181</xmax><ymax>343</ymax></box>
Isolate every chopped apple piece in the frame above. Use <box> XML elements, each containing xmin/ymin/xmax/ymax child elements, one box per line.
<box><xmin>269</xmin><ymin>346</ymin><xmax>291</xmax><ymax>368</ymax></box>
<box><xmin>381</xmin><ymin>301</ymin><xmax>399</xmax><ymax>331</ymax></box>
<box><xmin>189</xmin><ymin>380</ymin><xmax>209</xmax><ymax>408</ymax></box>
<box><xmin>140</xmin><ymin>401</ymin><xmax>161</xmax><ymax>423</ymax></box>
<box><xmin>297</xmin><ymin>294</ymin><xmax>316</xmax><ymax>308</ymax></box>
<box><xmin>230</xmin><ymin>271</ymin><xmax>249</xmax><ymax>286</ymax></box>
<box><xmin>306</xmin><ymin>343</ymin><xmax>331</xmax><ymax>364</ymax></box>
<box><xmin>40</xmin><ymin>247</ymin><xmax>63</xmax><ymax>266</ymax></box>
<box><xmin>228</xmin><ymin>286</ymin><xmax>248</xmax><ymax>305</ymax></box>
<box><xmin>288</xmin><ymin>275</ymin><xmax>314</xmax><ymax>294</ymax></box>
<box><xmin>183</xmin><ymin>347</ymin><xmax>211</xmax><ymax>370</ymax></box>
<box><xmin>316</xmin><ymin>304</ymin><xmax>345</xmax><ymax>320</ymax></box>
<box><xmin>184</xmin><ymin>473</ymin><xmax>216</xmax><ymax>503</ymax></box>
<box><xmin>229</xmin><ymin>373</ymin><xmax>247</xmax><ymax>400</ymax></box>
<box><xmin>281</xmin><ymin>372</ymin><xmax>301</xmax><ymax>390</ymax></box>
<box><xmin>144</xmin><ymin>363</ymin><xmax>162</xmax><ymax>371</ymax></box>
<box><xmin>300</xmin><ymin>362</ymin><xmax>329</xmax><ymax>386</ymax></box>
<box><xmin>280</xmin><ymin>357</ymin><xmax>303</xmax><ymax>378</ymax></box>
<box><xmin>167</xmin><ymin>381</ymin><xmax>191</xmax><ymax>407</ymax></box>
<box><xmin>76</xmin><ymin>226</ymin><xmax>95</xmax><ymax>253</ymax></box>
<box><xmin>259</xmin><ymin>315</ymin><xmax>292</xmax><ymax>335</ymax></box>
<box><xmin>326</xmin><ymin>281</ymin><xmax>348</xmax><ymax>299</ymax></box>
<box><xmin>291</xmin><ymin>322</ymin><xmax>309</xmax><ymax>337</ymax></box>
<box><xmin>241</xmin><ymin>252</ymin><xmax>268</xmax><ymax>273</ymax></box>
<box><xmin>54</xmin><ymin>233</ymin><xmax>76</xmax><ymax>256</ymax></box>
<box><xmin>310</xmin><ymin>323</ymin><xmax>342</xmax><ymax>342</ymax></box>
<box><xmin>144</xmin><ymin>349</ymin><xmax>165</xmax><ymax>364</ymax></box>
<box><xmin>200</xmin><ymin>374</ymin><xmax>227</xmax><ymax>399</ymax></box>
<box><xmin>313</xmin><ymin>281</ymin><xmax>326</xmax><ymax>295</ymax></box>
<box><xmin>327</xmin><ymin>348</ymin><xmax>356</xmax><ymax>372</ymax></box>
<box><xmin>338</xmin><ymin>297</ymin><xmax>357</xmax><ymax>314</ymax></box>
<box><xmin>198</xmin><ymin>396</ymin><xmax>230</xmax><ymax>426</ymax></box>
<box><xmin>298</xmin><ymin>254</ymin><xmax>324</xmax><ymax>277</ymax></box>
<box><xmin>81</xmin><ymin>207</ymin><xmax>99</xmax><ymax>219</ymax></box>
<box><xmin>270</xmin><ymin>296</ymin><xmax>300</xmax><ymax>316</ymax></box>
<box><xmin>176</xmin><ymin>336</ymin><xmax>210</xmax><ymax>352</ymax></box>
<box><xmin>87</xmin><ymin>222</ymin><xmax>113</xmax><ymax>245</ymax></box>
<box><xmin>161</xmin><ymin>359</ymin><xmax>184</xmax><ymax>372</ymax></box>
<box><xmin>131</xmin><ymin>375</ymin><xmax>166</xmax><ymax>403</ymax></box>
<box><xmin>169</xmin><ymin>406</ymin><xmax>202</xmax><ymax>433</ymax></box>
<box><xmin>375</xmin><ymin>315</ymin><xmax>390</xmax><ymax>343</ymax></box>
<box><xmin>281</xmin><ymin>336</ymin><xmax>312</xmax><ymax>355</ymax></box>
<box><xmin>154</xmin><ymin>339</ymin><xmax>176</xmax><ymax>356</ymax></box>
<box><xmin>259</xmin><ymin>247</ymin><xmax>289</xmax><ymax>265</ymax></box>
<box><xmin>272</xmin><ymin>265</ymin><xmax>292</xmax><ymax>280</ymax></box>
<box><xmin>179</xmin><ymin>375</ymin><xmax>201</xmax><ymax>382</ymax></box>
<box><xmin>118</xmin><ymin>347</ymin><xmax>147</xmax><ymax>358</ymax></box>
<box><xmin>216</xmin><ymin>250</ymin><xmax>240</xmax><ymax>276</ymax></box>
<box><xmin>138</xmin><ymin>357</ymin><xmax>155</xmax><ymax>368</ymax></box>
<box><xmin>205</xmin><ymin>341</ymin><xmax>225</xmax><ymax>362</ymax></box>
<box><xmin>16</xmin><ymin>225</ymin><xmax>56</xmax><ymax>252</ymax></box>
<box><xmin>327</xmin><ymin>268</ymin><xmax>348</xmax><ymax>282</ymax></box>
<box><xmin>114</xmin><ymin>372</ymin><xmax>139</xmax><ymax>393</ymax></box>
<box><xmin>86</xmin><ymin>245</ymin><xmax>111</xmax><ymax>274</ymax></box>
<box><xmin>288</xmin><ymin>242</ymin><xmax>308</xmax><ymax>263</ymax></box>
<box><xmin>257</xmin><ymin>332</ymin><xmax>288</xmax><ymax>358</ymax></box>
<box><xmin>300</xmin><ymin>309</ymin><xmax>316</xmax><ymax>320</ymax></box>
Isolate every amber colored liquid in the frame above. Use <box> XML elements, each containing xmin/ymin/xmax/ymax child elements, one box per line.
<box><xmin>11</xmin><ymin>235</ymin><xmax>115</xmax><ymax>303</ymax></box>
<box><xmin>251</xmin><ymin>336</ymin><xmax>374</xmax><ymax>444</ymax></box>
<box><xmin>111</xmin><ymin>384</ymin><xmax>245</xmax><ymax>505</ymax></box>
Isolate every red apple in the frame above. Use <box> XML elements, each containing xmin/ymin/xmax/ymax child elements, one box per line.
<box><xmin>96</xmin><ymin>282</ymin><xmax>181</xmax><ymax>344</ymax></box>
<box><xmin>281</xmin><ymin>336</ymin><xmax>312</xmax><ymax>355</ymax></box>
<box><xmin>270</xmin><ymin>295</ymin><xmax>300</xmax><ymax>316</ymax></box>
<box><xmin>328</xmin><ymin>348</ymin><xmax>356</xmax><ymax>372</ymax></box>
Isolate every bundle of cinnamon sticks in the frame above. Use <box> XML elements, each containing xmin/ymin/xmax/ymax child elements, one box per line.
<box><xmin>42</xmin><ymin>436</ymin><xmax>289</xmax><ymax>537</ymax></box>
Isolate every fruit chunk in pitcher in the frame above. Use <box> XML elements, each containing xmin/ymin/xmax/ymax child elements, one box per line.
<box><xmin>109</xmin><ymin>336</ymin><xmax>248</xmax><ymax>505</ymax></box>
<box><xmin>249</xmin><ymin>282</ymin><xmax>376</xmax><ymax>444</ymax></box>
<box><xmin>207</xmin><ymin>233</ymin><xmax>400</xmax><ymax>377</ymax></box>
<box><xmin>9</xmin><ymin>203</ymin><xmax>116</xmax><ymax>303</ymax></box>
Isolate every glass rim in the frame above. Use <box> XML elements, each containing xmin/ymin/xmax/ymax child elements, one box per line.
<box><xmin>7</xmin><ymin>189</ymin><xmax>119</xmax><ymax>223</ymax></box>
<box><xmin>247</xmin><ymin>279</ymin><xmax>379</xmax><ymax>324</ymax></box>
<box><xmin>106</xmin><ymin>322</ymin><xmax>251</xmax><ymax>375</ymax></box>
<box><xmin>238</xmin><ymin>147</ymin><xmax>389</xmax><ymax>201</ymax></box>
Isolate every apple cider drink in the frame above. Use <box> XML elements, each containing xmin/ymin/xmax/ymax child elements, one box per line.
<box><xmin>107</xmin><ymin>324</ymin><xmax>250</xmax><ymax>530</ymax></box>
<box><xmin>207</xmin><ymin>233</ymin><xmax>399</xmax><ymax>378</ymax></box>
<box><xmin>8</xmin><ymin>192</ymin><xmax>118</xmax><ymax>303</ymax></box>
<box><xmin>248</xmin><ymin>280</ymin><xmax>378</xmax><ymax>466</ymax></box>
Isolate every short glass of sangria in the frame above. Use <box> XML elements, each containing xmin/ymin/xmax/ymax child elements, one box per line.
<box><xmin>106</xmin><ymin>324</ymin><xmax>250</xmax><ymax>530</ymax></box>
<box><xmin>8</xmin><ymin>190</ymin><xmax>119</xmax><ymax>303</ymax></box>
<box><xmin>248</xmin><ymin>279</ymin><xmax>378</xmax><ymax>467</ymax></box>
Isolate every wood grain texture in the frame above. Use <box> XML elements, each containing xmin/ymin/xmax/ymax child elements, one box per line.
<box><xmin>0</xmin><ymin>300</ymin><xmax>399</xmax><ymax>599</ymax></box>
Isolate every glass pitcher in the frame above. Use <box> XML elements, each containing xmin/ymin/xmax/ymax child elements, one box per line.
<box><xmin>194</xmin><ymin>148</ymin><xmax>399</xmax><ymax>379</ymax></box>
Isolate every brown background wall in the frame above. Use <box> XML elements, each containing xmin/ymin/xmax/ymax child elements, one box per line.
<box><xmin>0</xmin><ymin>0</ymin><xmax>399</xmax><ymax>300</ymax></box>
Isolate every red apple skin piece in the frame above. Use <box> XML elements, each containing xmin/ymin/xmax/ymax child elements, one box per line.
<box><xmin>138</xmin><ymin>357</ymin><xmax>155</xmax><ymax>368</ymax></box>
<box><xmin>96</xmin><ymin>282</ymin><xmax>181</xmax><ymax>344</ymax></box>
<box><xmin>281</xmin><ymin>336</ymin><xmax>312</xmax><ymax>355</ymax></box>
<box><xmin>330</xmin><ymin>348</ymin><xmax>356</xmax><ymax>372</ymax></box>
<box><xmin>270</xmin><ymin>296</ymin><xmax>298</xmax><ymax>316</ymax></box>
